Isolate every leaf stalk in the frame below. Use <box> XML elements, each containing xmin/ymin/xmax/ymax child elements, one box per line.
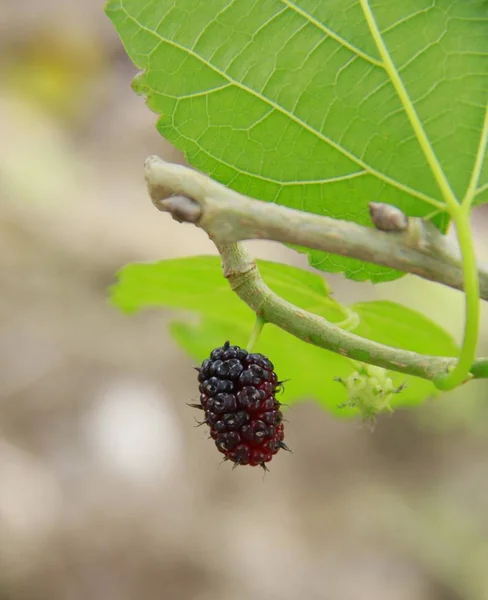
<box><xmin>435</xmin><ymin>206</ymin><xmax>480</xmax><ymax>390</ymax></box>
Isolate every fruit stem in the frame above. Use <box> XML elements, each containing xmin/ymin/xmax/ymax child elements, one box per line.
<box><xmin>247</xmin><ymin>315</ymin><xmax>266</xmax><ymax>352</ymax></box>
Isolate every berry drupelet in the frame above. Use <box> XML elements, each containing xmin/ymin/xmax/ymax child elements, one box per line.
<box><xmin>191</xmin><ymin>341</ymin><xmax>289</xmax><ymax>469</ymax></box>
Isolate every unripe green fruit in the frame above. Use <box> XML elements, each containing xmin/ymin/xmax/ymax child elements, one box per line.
<box><xmin>336</xmin><ymin>364</ymin><xmax>405</xmax><ymax>421</ymax></box>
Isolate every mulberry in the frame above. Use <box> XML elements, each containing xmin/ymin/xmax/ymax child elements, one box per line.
<box><xmin>191</xmin><ymin>341</ymin><xmax>289</xmax><ymax>469</ymax></box>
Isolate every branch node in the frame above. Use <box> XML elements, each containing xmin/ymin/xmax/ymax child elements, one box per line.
<box><xmin>406</xmin><ymin>218</ymin><xmax>459</xmax><ymax>265</ymax></box>
<box><xmin>369</xmin><ymin>202</ymin><xmax>408</xmax><ymax>232</ymax></box>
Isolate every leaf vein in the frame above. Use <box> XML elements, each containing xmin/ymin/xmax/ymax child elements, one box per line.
<box><xmin>463</xmin><ymin>105</ymin><xmax>488</xmax><ymax>207</ymax></box>
<box><xmin>278</xmin><ymin>0</ymin><xmax>383</xmax><ymax>68</ymax></box>
<box><xmin>161</xmin><ymin>118</ymin><xmax>369</xmax><ymax>186</ymax></box>
<box><xmin>359</xmin><ymin>0</ymin><xmax>458</xmax><ymax>211</ymax></box>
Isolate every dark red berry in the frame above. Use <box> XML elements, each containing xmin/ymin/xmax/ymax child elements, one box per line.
<box><xmin>192</xmin><ymin>341</ymin><xmax>288</xmax><ymax>469</ymax></box>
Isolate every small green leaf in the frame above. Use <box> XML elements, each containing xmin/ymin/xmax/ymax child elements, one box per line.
<box><xmin>106</xmin><ymin>0</ymin><xmax>487</xmax><ymax>282</ymax></box>
<box><xmin>110</xmin><ymin>257</ymin><xmax>458</xmax><ymax>415</ymax></box>
<box><xmin>110</xmin><ymin>256</ymin><xmax>248</xmax><ymax>320</ymax></box>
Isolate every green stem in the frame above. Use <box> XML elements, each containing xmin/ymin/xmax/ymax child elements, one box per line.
<box><xmin>469</xmin><ymin>358</ymin><xmax>488</xmax><ymax>379</ymax></box>
<box><xmin>219</xmin><ymin>242</ymin><xmax>486</xmax><ymax>382</ymax></box>
<box><xmin>360</xmin><ymin>0</ymin><xmax>481</xmax><ymax>391</ymax></box>
<box><xmin>435</xmin><ymin>206</ymin><xmax>480</xmax><ymax>390</ymax></box>
<box><xmin>247</xmin><ymin>315</ymin><xmax>266</xmax><ymax>352</ymax></box>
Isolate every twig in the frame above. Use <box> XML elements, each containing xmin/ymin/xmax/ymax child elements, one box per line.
<box><xmin>215</xmin><ymin>242</ymin><xmax>488</xmax><ymax>381</ymax></box>
<box><xmin>145</xmin><ymin>156</ymin><xmax>488</xmax><ymax>300</ymax></box>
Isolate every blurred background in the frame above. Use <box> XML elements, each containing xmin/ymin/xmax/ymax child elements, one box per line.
<box><xmin>1</xmin><ymin>1</ymin><xmax>488</xmax><ymax>599</ymax></box>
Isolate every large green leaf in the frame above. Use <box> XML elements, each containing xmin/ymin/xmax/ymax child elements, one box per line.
<box><xmin>110</xmin><ymin>257</ymin><xmax>458</xmax><ymax>415</ymax></box>
<box><xmin>106</xmin><ymin>0</ymin><xmax>488</xmax><ymax>282</ymax></box>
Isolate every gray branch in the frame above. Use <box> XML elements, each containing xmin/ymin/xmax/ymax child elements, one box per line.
<box><xmin>145</xmin><ymin>156</ymin><xmax>488</xmax><ymax>300</ymax></box>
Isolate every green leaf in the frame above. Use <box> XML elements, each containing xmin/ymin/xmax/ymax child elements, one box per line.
<box><xmin>106</xmin><ymin>0</ymin><xmax>487</xmax><ymax>282</ymax></box>
<box><xmin>110</xmin><ymin>257</ymin><xmax>458</xmax><ymax>415</ymax></box>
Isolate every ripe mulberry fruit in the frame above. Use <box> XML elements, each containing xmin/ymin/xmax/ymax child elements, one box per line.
<box><xmin>191</xmin><ymin>341</ymin><xmax>289</xmax><ymax>469</ymax></box>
